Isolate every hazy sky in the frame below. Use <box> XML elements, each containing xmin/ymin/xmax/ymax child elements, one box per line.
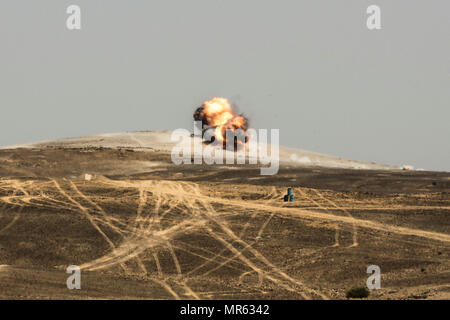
<box><xmin>1</xmin><ymin>1</ymin><xmax>449</xmax><ymax>171</ymax></box>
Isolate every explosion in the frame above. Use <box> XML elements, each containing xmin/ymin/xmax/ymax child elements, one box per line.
<box><xmin>193</xmin><ymin>97</ymin><xmax>249</xmax><ymax>146</ymax></box>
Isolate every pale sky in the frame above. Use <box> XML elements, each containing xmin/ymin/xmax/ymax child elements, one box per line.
<box><xmin>0</xmin><ymin>1</ymin><xmax>449</xmax><ymax>171</ymax></box>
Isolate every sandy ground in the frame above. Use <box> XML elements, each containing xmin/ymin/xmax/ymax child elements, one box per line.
<box><xmin>0</xmin><ymin>132</ymin><xmax>448</xmax><ymax>299</ymax></box>
<box><xmin>1</xmin><ymin>130</ymin><xmax>396</xmax><ymax>170</ymax></box>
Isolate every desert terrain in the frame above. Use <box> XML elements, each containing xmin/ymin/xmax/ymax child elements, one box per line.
<box><xmin>0</xmin><ymin>131</ymin><xmax>448</xmax><ymax>299</ymax></box>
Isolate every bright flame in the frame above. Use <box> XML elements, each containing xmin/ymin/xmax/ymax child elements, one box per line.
<box><xmin>195</xmin><ymin>97</ymin><xmax>249</xmax><ymax>145</ymax></box>
<box><xmin>202</xmin><ymin>97</ymin><xmax>234</xmax><ymax>127</ymax></box>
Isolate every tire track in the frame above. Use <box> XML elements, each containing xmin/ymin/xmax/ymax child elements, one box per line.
<box><xmin>52</xmin><ymin>179</ymin><xmax>129</xmax><ymax>273</ymax></box>
<box><xmin>312</xmin><ymin>189</ymin><xmax>358</xmax><ymax>247</ymax></box>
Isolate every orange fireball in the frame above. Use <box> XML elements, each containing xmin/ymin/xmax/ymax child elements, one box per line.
<box><xmin>194</xmin><ymin>97</ymin><xmax>249</xmax><ymax>145</ymax></box>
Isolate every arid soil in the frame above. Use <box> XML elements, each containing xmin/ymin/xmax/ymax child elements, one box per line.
<box><xmin>0</xmin><ymin>147</ymin><xmax>449</xmax><ymax>299</ymax></box>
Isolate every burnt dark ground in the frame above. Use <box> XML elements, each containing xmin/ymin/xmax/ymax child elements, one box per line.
<box><xmin>0</xmin><ymin>148</ymin><xmax>449</xmax><ymax>299</ymax></box>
